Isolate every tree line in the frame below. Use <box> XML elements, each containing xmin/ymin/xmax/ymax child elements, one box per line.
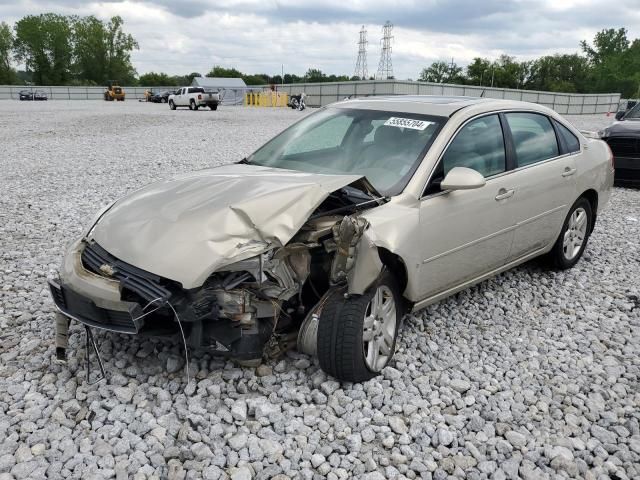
<box><xmin>0</xmin><ymin>14</ymin><xmax>138</xmax><ymax>85</ymax></box>
<box><xmin>418</xmin><ymin>28</ymin><xmax>640</xmax><ymax>97</ymax></box>
<box><xmin>138</xmin><ymin>67</ymin><xmax>354</xmax><ymax>87</ymax></box>
<box><xmin>1</xmin><ymin>15</ymin><xmax>638</xmax><ymax>97</ymax></box>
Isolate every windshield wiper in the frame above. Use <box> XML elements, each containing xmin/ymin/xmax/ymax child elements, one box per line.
<box><xmin>309</xmin><ymin>196</ymin><xmax>388</xmax><ymax>220</ymax></box>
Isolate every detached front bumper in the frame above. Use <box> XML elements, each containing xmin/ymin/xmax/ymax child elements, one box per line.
<box><xmin>49</xmin><ymin>239</ymin><xmax>145</xmax><ymax>334</ymax></box>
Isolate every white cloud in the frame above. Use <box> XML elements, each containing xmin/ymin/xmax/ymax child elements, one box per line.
<box><xmin>2</xmin><ymin>0</ymin><xmax>639</xmax><ymax>79</ymax></box>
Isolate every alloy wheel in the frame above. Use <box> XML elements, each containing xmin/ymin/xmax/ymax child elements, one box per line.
<box><xmin>563</xmin><ymin>207</ymin><xmax>588</xmax><ymax>260</ymax></box>
<box><xmin>362</xmin><ymin>285</ymin><xmax>397</xmax><ymax>372</ymax></box>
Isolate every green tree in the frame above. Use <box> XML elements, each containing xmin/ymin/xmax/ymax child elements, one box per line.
<box><xmin>581</xmin><ymin>28</ymin><xmax>639</xmax><ymax>96</ymax></box>
<box><xmin>0</xmin><ymin>22</ymin><xmax>18</xmax><ymax>84</ymax></box>
<box><xmin>305</xmin><ymin>68</ymin><xmax>325</xmax><ymax>82</ymax></box>
<box><xmin>526</xmin><ymin>54</ymin><xmax>590</xmax><ymax>93</ymax></box>
<box><xmin>581</xmin><ymin>28</ymin><xmax>629</xmax><ymax>65</ymax></box>
<box><xmin>207</xmin><ymin>65</ymin><xmax>243</xmax><ymax>78</ymax></box>
<box><xmin>103</xmin><ymin>16</ymin><xmax>138</xmax><ymax>83</ymax></box>
<box><xmin>419</xmin><ymin>60</ymin><xmax>462</xmax><ymax>83</ymax></box>
<box><xmin>14</xmin><ymin>14</ymin><xmax>74</xmax><ymax>84</ymax></box>
<box><xmin>138</xmin><ymin>71</ymin><xmax>178</xmax><ymax>86</ymax></box>
<box><xmin>72</xmin><ymin>15</ymin><xmax>138</xmax><ymax>84</ymax></box>
<box><xmin>466</xmin><ymin>57</ymin><xmax>492</xmax><ymax>85</ymax></box>
<box><xmin>419</xmin><ymin>61</ymin><xmax>448</xmax><ymax>82</ymax></box>
<box><xmin>72</xmin><ymin>16</ymin><xmax>106</xmax><ymax>84</ymax></box>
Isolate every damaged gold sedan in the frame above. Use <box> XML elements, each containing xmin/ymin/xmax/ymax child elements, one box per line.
<box><xmin>50</xmin><ymin>96</ymin><xmax>614</xmax><ymax>382</ymax></box>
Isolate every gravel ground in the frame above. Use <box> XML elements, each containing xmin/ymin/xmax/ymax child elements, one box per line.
<box><xmin>0</xmin><ymin>101</ymin><xmax>638</xmax><ymax>480</ymax></box>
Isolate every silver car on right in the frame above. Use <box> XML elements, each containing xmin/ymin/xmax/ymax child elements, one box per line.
<box><xmin>50</xmin><ymin>96</ymin><xmax>615</xmax><ymax>382</ymax></box>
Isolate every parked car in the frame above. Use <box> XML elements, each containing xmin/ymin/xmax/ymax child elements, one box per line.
<box><xmin>150</xmin><ymin>90</ymin><xmax>174</xmax><ymax>103</ymax></box>
<box><xmin>168</xmin><ymin>87</ymin><xmax>220</xmax><ymax>110</ymax></box>
<box><xmin>18</xmin><ymin>89</ymin><xmax>48</xmax><ymax>101</ymax></box>
<box><xmin>49</xmin><ymin>96</ymin><xmax>613</xmax><ymax>382</ymax></box>
<box><xmin>603</xmin><ymin>103</ymin><xmax>640</xmax><ymax>186</ymax></box>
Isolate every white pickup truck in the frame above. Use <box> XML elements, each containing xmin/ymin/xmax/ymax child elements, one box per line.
<box><xmin>168</xmin><ymin>87</ymin><xmax>221</xmax><ymax>111</ymax></box>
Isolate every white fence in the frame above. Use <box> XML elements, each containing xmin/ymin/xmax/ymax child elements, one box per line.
<box><xmin>275</xmin><ymin>80</ymin><xmax>621</xmax><ymax>115</ymax></box>
<box><xmin>0</xmin><ymin>85</ymin><xmax>166</xmax><ymax>101</ymax></box>
<box><xmin>0</xmin><ymin>81</ymin><xmax>621</xmax><ymax>115</ymax></box>
<box><xmin>0</xmin><ymin>85</ymin><xmax>258</xmax><ymax>106</ymax></box>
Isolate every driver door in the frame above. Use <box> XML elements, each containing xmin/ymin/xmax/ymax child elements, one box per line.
<box><xmin>417</xmin><ymin>114</ymin><xmax>516</xmax><ymax>299</ymax></box>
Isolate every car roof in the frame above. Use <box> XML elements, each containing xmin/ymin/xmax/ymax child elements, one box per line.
<box><xmin>332</xmin><ymin>95</ymin><xmax>551</xmax><ymax>117</ymax></box>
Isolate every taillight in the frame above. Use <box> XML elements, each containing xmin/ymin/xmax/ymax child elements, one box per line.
<box><xmin>605</xmin><ymin>142</ymin><xmax>615</xmax><ymax>169</ymax></box>
<box><xmin>198</xmin><ymin>94</ymin><xmax>202</xmax><ymax>100</ymax></box>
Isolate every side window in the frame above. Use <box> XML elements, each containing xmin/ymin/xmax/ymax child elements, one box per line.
<box><xmin>441</xmin><ymin>114</ymin><xmax>506</xmax><ymax>178</ymax></box>
<box><xmin>505</xmin><ymin>113</ymin><xmax>559</xmax><ymax>167</ymax></box>
<box><xmin>555</xmin><ymin>121</ymin><xmax>581</xmax><ymax>153</ymax></box>
<box><xmin>283</xmin><ymin>115</ymin><xmax>354</xmax><ymax>156</ymax></box>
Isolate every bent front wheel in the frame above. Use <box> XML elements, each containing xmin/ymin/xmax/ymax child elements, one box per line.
<box><xmin>317</xmin><ymin>272</ymin><xmax>401</xmax><ymax>382</ymax></box>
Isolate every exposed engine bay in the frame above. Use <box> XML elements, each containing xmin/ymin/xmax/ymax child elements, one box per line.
<box><xmin>49</xmin><ymin>180</ymin><xmax>387</xmax><ymax>364</ymax></box>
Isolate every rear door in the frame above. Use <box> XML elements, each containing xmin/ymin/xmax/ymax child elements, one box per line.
<box><xmin>417</xmin><ymin>114</ymin><xmax>516</xmax><ymax>299</ymax></box>
<box><xmin>502</xmin><ymin>112</ymin><xmax>578</xmax><ymax>260</ymax></box>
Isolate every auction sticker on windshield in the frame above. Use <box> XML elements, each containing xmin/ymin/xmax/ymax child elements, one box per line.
<box><xmin>384</xmin><ymin>117</ymin><xmax>433</xmax><ymax>130</ymax></box>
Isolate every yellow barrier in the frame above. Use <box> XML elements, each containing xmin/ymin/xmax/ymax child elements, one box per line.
<box><xmin>244</xmin><ymin>92</ymin><xmax>288</xmax><ymax>107</ymax></box>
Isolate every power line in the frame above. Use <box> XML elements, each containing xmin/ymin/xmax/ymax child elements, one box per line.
<box><xmin>354</xmin><ymin>25</ymin><xmax>368</xmax><ymax>80</ymax></box>
<box><xmin>376</xmin><ymin>21</ymin><xmax>394</xmax><ymax>80</ymax></box>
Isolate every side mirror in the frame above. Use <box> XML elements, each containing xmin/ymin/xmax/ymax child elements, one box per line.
<box><xmin>441</xmin><ymin>167</ymin><xmax>486</xmax><ymax>191</ymax></box>
<box><xmin>615</xmin><ymin>111</ymin><xmax>625</xmax><ymax>121</ymax></box>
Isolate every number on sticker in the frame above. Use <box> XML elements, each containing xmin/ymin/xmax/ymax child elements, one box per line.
<box><xmin>384</xmin><ymin>117</ymin><xmax>432</xmax><ymax>131</ymax></box>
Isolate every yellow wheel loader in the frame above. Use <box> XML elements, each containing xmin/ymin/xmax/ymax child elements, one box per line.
<box><xmin>104</xmin><ymin>81</ymin><xmax>126</xmax><ymax>101</ymax></box>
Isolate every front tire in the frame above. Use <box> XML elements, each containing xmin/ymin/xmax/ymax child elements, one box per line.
<box><xmin>317</xmin><ymin>272</ymin><xmax>401</xmax><ymax>382</ymax></box>
<box><xmin>169</xmin><ymin>100</ymin><xmax>176</xmax><ymax>110</ymax></box>
<box><xmin>549</xmin><ymin>197</ymin><xmax>592</xmax><ymax>269</ymax></box>
<box><xmin>161</xmin><ymin>97</ymin><xmax>167</xmax><ymax>103</ymax></box>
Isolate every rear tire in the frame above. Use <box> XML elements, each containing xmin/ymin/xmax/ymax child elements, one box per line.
<box><xmin>189</xmin><ymin>100</ymin><xmax>197</xmax><ymax>111</ymax></box>
<box><xmin>161</xmin><ymin>97</ymin><xmax>167</xmax><ymax>103</ymax></box>
<box><xmin>317</xmin><ymin>271</ymin><xmax>401</xmax><ymax>382</ymax></box>
<box><xmin>549</xmin><ymin>197</ymin><xmax>592</xmax><ymax>269</ymax></box>
<box><xmin>169</xmin><ymin>100</ymin><xmax>176</xmax><ymax>110</ymax></box>
<box><xmin>210</xmin><ymin>103</ymin><xmax>218</xmax><ymax>110</ymax></box>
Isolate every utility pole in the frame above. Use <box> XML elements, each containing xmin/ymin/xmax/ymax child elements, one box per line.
<box><xmin>354</xmin><ymin>26</ymin><xmax>368</xmax><ymax>80</ymax></box>
<box><xmin>376</xmin><ymin>21</ymin><xmax>394</xmax><ymax>80</ymax></box>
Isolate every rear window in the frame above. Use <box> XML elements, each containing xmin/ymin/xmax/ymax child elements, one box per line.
<box><xmin>505</xmin><ymin>112</ymin><xmax>559</xmax><ymax>167</ymax></box>
<box><xmin>189</xmin><ymin>87</ymin><xmax>205</xmax><ymax>94</ymax></box>
<box><xmin>555</xmin><ymin>121</ymin><xmax>580</xmax><ymax>153</ymax></box>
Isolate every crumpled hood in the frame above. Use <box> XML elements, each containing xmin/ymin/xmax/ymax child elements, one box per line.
<box><xmin>88</xmin><ymin>164</ymin><xmax>363</xmax><ymax>288</ymax></box>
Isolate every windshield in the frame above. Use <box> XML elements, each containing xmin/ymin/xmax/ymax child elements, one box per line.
<box><xmin>625</xmin><ymin>103</ymin><xmax>640</xmax><ymax>120</ymax></box>
<box><xmin>247</xmin><ymin>107</ymin><xmax>445</xmax><ymax>196</ymax></box>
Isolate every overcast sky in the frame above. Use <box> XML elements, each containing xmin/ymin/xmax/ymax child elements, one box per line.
<box><xmin>2</xmin><ymin>0</ymin><xmax>639</xmax><ymax>79</ymax></box>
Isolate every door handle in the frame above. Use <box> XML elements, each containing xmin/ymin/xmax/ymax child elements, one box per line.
<box><xmin>562</xmin><ymin>167</ymin><xmax>577</xmax><ymax>177</ymax></box>
<box><xmin>495</xmin><ymin>188</ymin><xmax>515</xmax><ymax>201</ymax></box>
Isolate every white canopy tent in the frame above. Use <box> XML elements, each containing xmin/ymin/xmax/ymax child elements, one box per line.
<box><xmin>191</xmin><ymin>77</ymin><xmax>252</xmax><ymax>105</ymax></box>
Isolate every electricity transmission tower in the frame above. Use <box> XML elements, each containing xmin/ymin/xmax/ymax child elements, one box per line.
<box><xmin>353</xmin><ymin>26</ymin><xmax>368</xmax><ymax>80</ymax></box>
<box><xmin>376</xmin><ymin>21</ymin><xmax>394</xmax><ymax>80</ymax></box>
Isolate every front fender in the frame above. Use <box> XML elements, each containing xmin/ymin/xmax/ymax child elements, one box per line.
<box><xmin>347</xmin><ymin>229</ymin><xmax>383</xmax><ymax>295</ymax></box>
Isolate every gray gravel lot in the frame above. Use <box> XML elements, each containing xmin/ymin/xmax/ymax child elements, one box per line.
<box><xmin>0</xmin><ymin>101</ymin><xmax>639</xmax><ymax>480</ymax></box>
